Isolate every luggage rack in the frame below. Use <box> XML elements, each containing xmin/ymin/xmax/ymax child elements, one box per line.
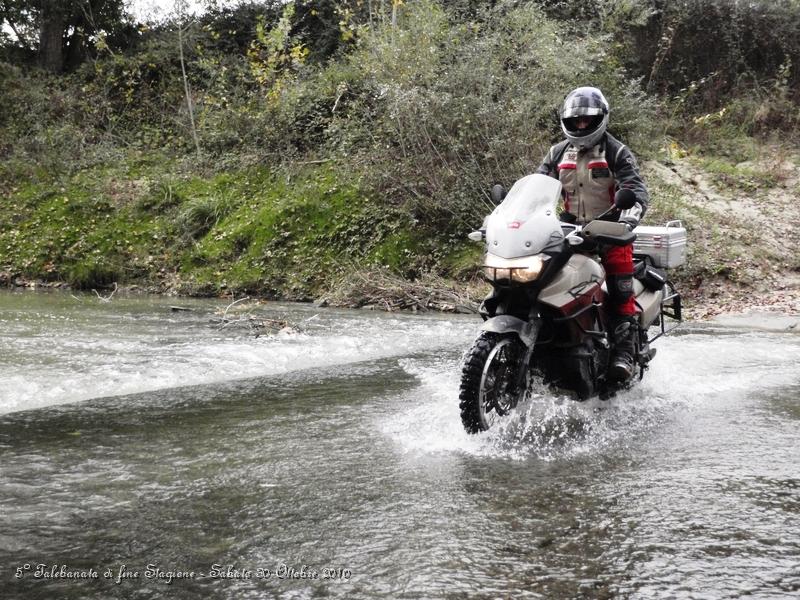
<box><xmin>648</xmin><ymin>280</ymin><xmax>682</xmax><ymax>343</ymax></box>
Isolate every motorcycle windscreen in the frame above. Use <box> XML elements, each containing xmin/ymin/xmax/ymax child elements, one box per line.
<box><xmin>485</xmin><ymin>174</ymin><xmax>564</xmax><ymax>259</ymax></box>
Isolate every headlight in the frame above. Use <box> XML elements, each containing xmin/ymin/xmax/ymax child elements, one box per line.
<box><xmin>483</xmin><ymin>254</ymin><xmax>548</xmax><ymax>283</ymax></box>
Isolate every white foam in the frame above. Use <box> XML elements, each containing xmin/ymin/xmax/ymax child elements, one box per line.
<box><xmin>0</xmin><ymin>308</ymin><xmax>477</xmax><ymax>414</ymax></box>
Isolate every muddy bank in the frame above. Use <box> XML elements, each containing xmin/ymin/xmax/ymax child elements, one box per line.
<box><xmin>4</xmin><ymin>268</ymin><xmax>797</xmax><ymax>325</ymax></box>
<box><xmin>641</xmin><ymin>148</ymin><xmax>800</xmax><ymax>321</ymax></box>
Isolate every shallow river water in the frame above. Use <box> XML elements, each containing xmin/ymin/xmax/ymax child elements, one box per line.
<box><xmin>0</xmin><ymin>290</ymin><xmax>798</xmax><ymax>599</ymax></box>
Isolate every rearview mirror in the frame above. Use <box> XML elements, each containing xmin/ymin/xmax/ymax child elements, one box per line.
<box><xmin>490</xmin><ymin>184</ymin><xmax>507</xmax><ymax>205</ymax></box>
<box><xmin>614</xmin><ymin>188</ymin><xmax>637</xmax><ymax>210</ymax></box>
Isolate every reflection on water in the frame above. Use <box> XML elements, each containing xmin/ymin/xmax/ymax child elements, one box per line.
<box><xmin>1</xmin><ymin>290</ymin><xmax>799</xmax><ymax>599</ymax></box>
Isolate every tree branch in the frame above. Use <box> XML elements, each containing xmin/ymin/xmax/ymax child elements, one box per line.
<box><xmin>178</xmin><ymin>21</ymin><xmax>202</xmax><ymax>158</ymax></box>
<box><xmin>92</xmin><ymin>282</ymin><xmax>118</xmax><ymax>302</ymax></box>
<box><xmin>0</xmin><ymin>2</ymin><xmax>33</xmax><ymax>51</ymax></box>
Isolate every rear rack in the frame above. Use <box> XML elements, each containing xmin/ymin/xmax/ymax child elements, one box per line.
<box><xmin>647</xmin><ymin>280</ymin><xmax>682</xmax><ymax>343</ymax></box>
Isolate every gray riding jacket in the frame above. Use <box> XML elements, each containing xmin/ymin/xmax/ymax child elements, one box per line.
<box><xmin>535</xmin><ymin>133</ymin><xmax>649</xmax><ymax>227</ymax></box>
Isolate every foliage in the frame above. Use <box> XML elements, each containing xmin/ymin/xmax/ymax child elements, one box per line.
<box><xmin>323</xmin><ymin>0</ymin><xmax>658</xmax><ymax>236</ymax></box>
<box><xmin>0</xmin><ymin>0</ymin><xmax>135</xmax><ymax>71</ymax></box>
<box><xmin>247</xmin><ymin>3</ymin><xmax>308</xmax><ymax>95</ymax></box>
<box><xmin>1</xmin><ymin>0</ymin><xmax>799</xmax><ymax>300</ymax></box>
<box><xmin>540</xmin><ymin>0</ymin><xmax>800</xmax><ymax>105</ymax></box>
<box><xmin>196</xmin><ymin>1</ymin><xmax>285</xmax><ymax>55</ymax></box>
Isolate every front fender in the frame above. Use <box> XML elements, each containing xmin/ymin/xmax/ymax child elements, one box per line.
<box><xmin>480</xmin><ymin>315</ymin><xmax>540</xmax><ymax>347</ymax></box>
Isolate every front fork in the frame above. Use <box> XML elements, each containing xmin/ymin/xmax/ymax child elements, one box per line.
<box><xmin>515</xmin><ymin>338</ymin><xmax>537</xmax><ymax>391</ymax></box>
<box><xmin>478</xmin><ymin>309</ymin><xmax>542</xmax><ymax>394</ymax></box>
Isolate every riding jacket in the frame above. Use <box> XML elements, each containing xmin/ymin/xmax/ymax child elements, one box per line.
<box><xmin>535</xmin><ymin>133</ymin><xmax>649</xmax><ymax>227</ymax></box>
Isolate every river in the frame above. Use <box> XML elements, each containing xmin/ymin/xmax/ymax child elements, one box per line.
<box><xmin>0</xmin><ymin>290</ymin><xmax>798</xmax><ymax>599</ymax></box>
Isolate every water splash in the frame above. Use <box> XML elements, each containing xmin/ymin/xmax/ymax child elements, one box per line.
<box><xmin>385</xmin><ymin>357</ymin><xmax>679</xmax><ymax>461</ymax></box>
<box><xmin>384</xmin><ymin>328</ymin><xmax>800</xmax><ymax>461</ymax></box>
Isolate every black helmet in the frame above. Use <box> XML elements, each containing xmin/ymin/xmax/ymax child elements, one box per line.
<box><xmin>560</xmin><ymin>86</ymin><xmax>609</xmax><ymax>150</ymax></box>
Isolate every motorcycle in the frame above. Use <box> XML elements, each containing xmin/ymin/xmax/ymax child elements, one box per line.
<box><xmin>459</xmin><ymin>173</ymin><xmax>683</xmax><ymax>433</ymax></box>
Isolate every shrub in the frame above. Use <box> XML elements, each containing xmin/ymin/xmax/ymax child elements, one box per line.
<box><xmin>66</xmin><ymin>259</ymin><xmax>123</xmax><ymax>289</ymax></box>
<box><xmin>324</xmin><ymin>0</ymin><xmax>659</xmax><ymax>237</ymax></box>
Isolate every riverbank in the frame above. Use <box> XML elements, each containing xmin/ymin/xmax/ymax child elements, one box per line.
<box><xmin>3</xmin><ymin>0</ymin><xmax>799</xmax><ymax>327</ymax></box>
<box><xmin>1</xmin><ymin>146</ymin><xmax>797</xmax><ymax>322</ymax></box>
<box><xmin>4</xmin><ymin>267</ymin><xmax>798</xmax><ymax>325</ymax></box>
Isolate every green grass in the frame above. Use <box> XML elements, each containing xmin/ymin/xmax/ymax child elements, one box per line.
<box><xmin>0</xmin><ymin>154</ymin><xmax>442</xmax><ymax>298</ymax></box>
<box><xmin>693</xmin><ymin>156</ymin><xmax>778</xmax><ymax>194</ymax></box>
<box><xmin>0</xmin><ymin>172</ymin><xmax>173</xmax><ymax>288</ymax></box>
<box><xmin>177</xmin><ymin>168</ymin><xmax>429</xmax><ymax>297</ymax></box>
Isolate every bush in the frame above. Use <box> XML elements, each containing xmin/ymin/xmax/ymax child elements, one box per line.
<box><xmin>536</xmin><ymin>0</ymin><xmax>800</xmax><ymax>100</ymax></box>
<box><xmin>323</xmin><ymin>0</ymin><xmax>658</xmax><ymax>236</ymax></box>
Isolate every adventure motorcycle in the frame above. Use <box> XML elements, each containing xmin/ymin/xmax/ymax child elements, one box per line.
<box><xmin>459</xmin><ymin>173</ymin><xmax>684</xmax><ymax>433</ymax></box>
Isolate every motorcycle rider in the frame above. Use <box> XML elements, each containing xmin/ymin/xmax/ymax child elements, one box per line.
<box><xmin>535</xmin><ymin>86</ymin><xmax>649</xmax><ymax>381</ymax></box>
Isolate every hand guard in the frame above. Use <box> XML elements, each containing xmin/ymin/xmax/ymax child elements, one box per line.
<box><xmin>618</xmin><ymin>201</ymin><xmax>643</xmax><ymax>231</ymax></box>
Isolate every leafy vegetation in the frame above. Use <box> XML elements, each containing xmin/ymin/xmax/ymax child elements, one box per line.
<box><xmin>1</xmin><ymin>0</ymin><xmax>798</xmax><ymax>306</ymax></box>
<box><xmin>0</xmin><ymin>158</ymin><xmax>427</xmax><ymax>297</ymax></box>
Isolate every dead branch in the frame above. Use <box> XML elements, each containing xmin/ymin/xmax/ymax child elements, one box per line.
<box><xmin>92</xmin><ymin>282</ymin><xmax>117</xmax><ymax>302</ymax></box>
<box><xmin>219</xmin><ymin>295</ymin><xmax>251</xmax><ymax>321</ymax></box>
<box><xmin>210</xmin><ymin>296</ymin><xmax>297</xmax><ymax>337</ymax></box>
<box><xmin>322</xmin><ymin>268</ymin><xmax>481</xmax><ymax>314</ymax></box>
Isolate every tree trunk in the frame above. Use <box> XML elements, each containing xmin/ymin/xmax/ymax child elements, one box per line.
<box><xmin>64</xmin><ymin>29</ymin><xmax>86</xmax><ymax>71</ymax></box>
<box><xmin>39</xmin><ymin>0</ymin><xmax>65</xmax><ymax>73</ymax></box>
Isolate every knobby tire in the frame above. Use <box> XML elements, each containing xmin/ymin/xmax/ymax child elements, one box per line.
<box><xmin>459</xmin><ymin>332</ymin><xmax>523</xmax><ymax>434</ymax></box>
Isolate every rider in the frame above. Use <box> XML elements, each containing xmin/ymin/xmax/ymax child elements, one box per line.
<box><xmin>535</xmin><ymin>86</ymin><xmax>649</xmax><ymax>381</ymax></box>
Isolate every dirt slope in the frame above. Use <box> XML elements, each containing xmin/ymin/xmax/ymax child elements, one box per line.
<box><xmin>643</xmin><ymin>150</ymin><xmax>800</xmax><ymax>319</ymax></box>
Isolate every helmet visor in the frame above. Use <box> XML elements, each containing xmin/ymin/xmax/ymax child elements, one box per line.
<box><xmin>562</xmin><ymin>115</ymin><xmax>604</xmax><ymax>134</ymax></box>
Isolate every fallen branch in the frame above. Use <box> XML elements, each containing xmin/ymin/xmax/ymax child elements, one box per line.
<box><xmin>92</xmin><ymin>282</ymin><xmax>118</xmax><ymax>302</ymax></box>
<box><xmin>322</xmin><ymin>268</ymin><xmax>481</xmax><ymax>314</ymax></box>
<box><xmin>210</xmin><ymin>296</ymin><xmax>297</xmax><ymax>337</ymax></box>
<box><xmin>220</xmin><ymin>295</ymin><xmax>251</xmax><ymax>322</ymax></box>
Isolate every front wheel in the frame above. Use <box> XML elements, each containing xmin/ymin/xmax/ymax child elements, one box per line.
<box><xmin>459</xmin><ymin>332</ymin><xmax>526</xmax><ymax>433</ymax></box>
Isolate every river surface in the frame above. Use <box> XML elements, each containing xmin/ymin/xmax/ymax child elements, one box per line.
<box><xmin>0</xmin><ymin>290</ymin><xmax>798</xmax><ymax>599</ymax></box>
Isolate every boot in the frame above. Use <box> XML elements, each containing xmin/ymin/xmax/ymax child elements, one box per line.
<box><xmin>608</xmin><ymin>316</ymin><xmax>637</xmax><ymax>381</ymax></box>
